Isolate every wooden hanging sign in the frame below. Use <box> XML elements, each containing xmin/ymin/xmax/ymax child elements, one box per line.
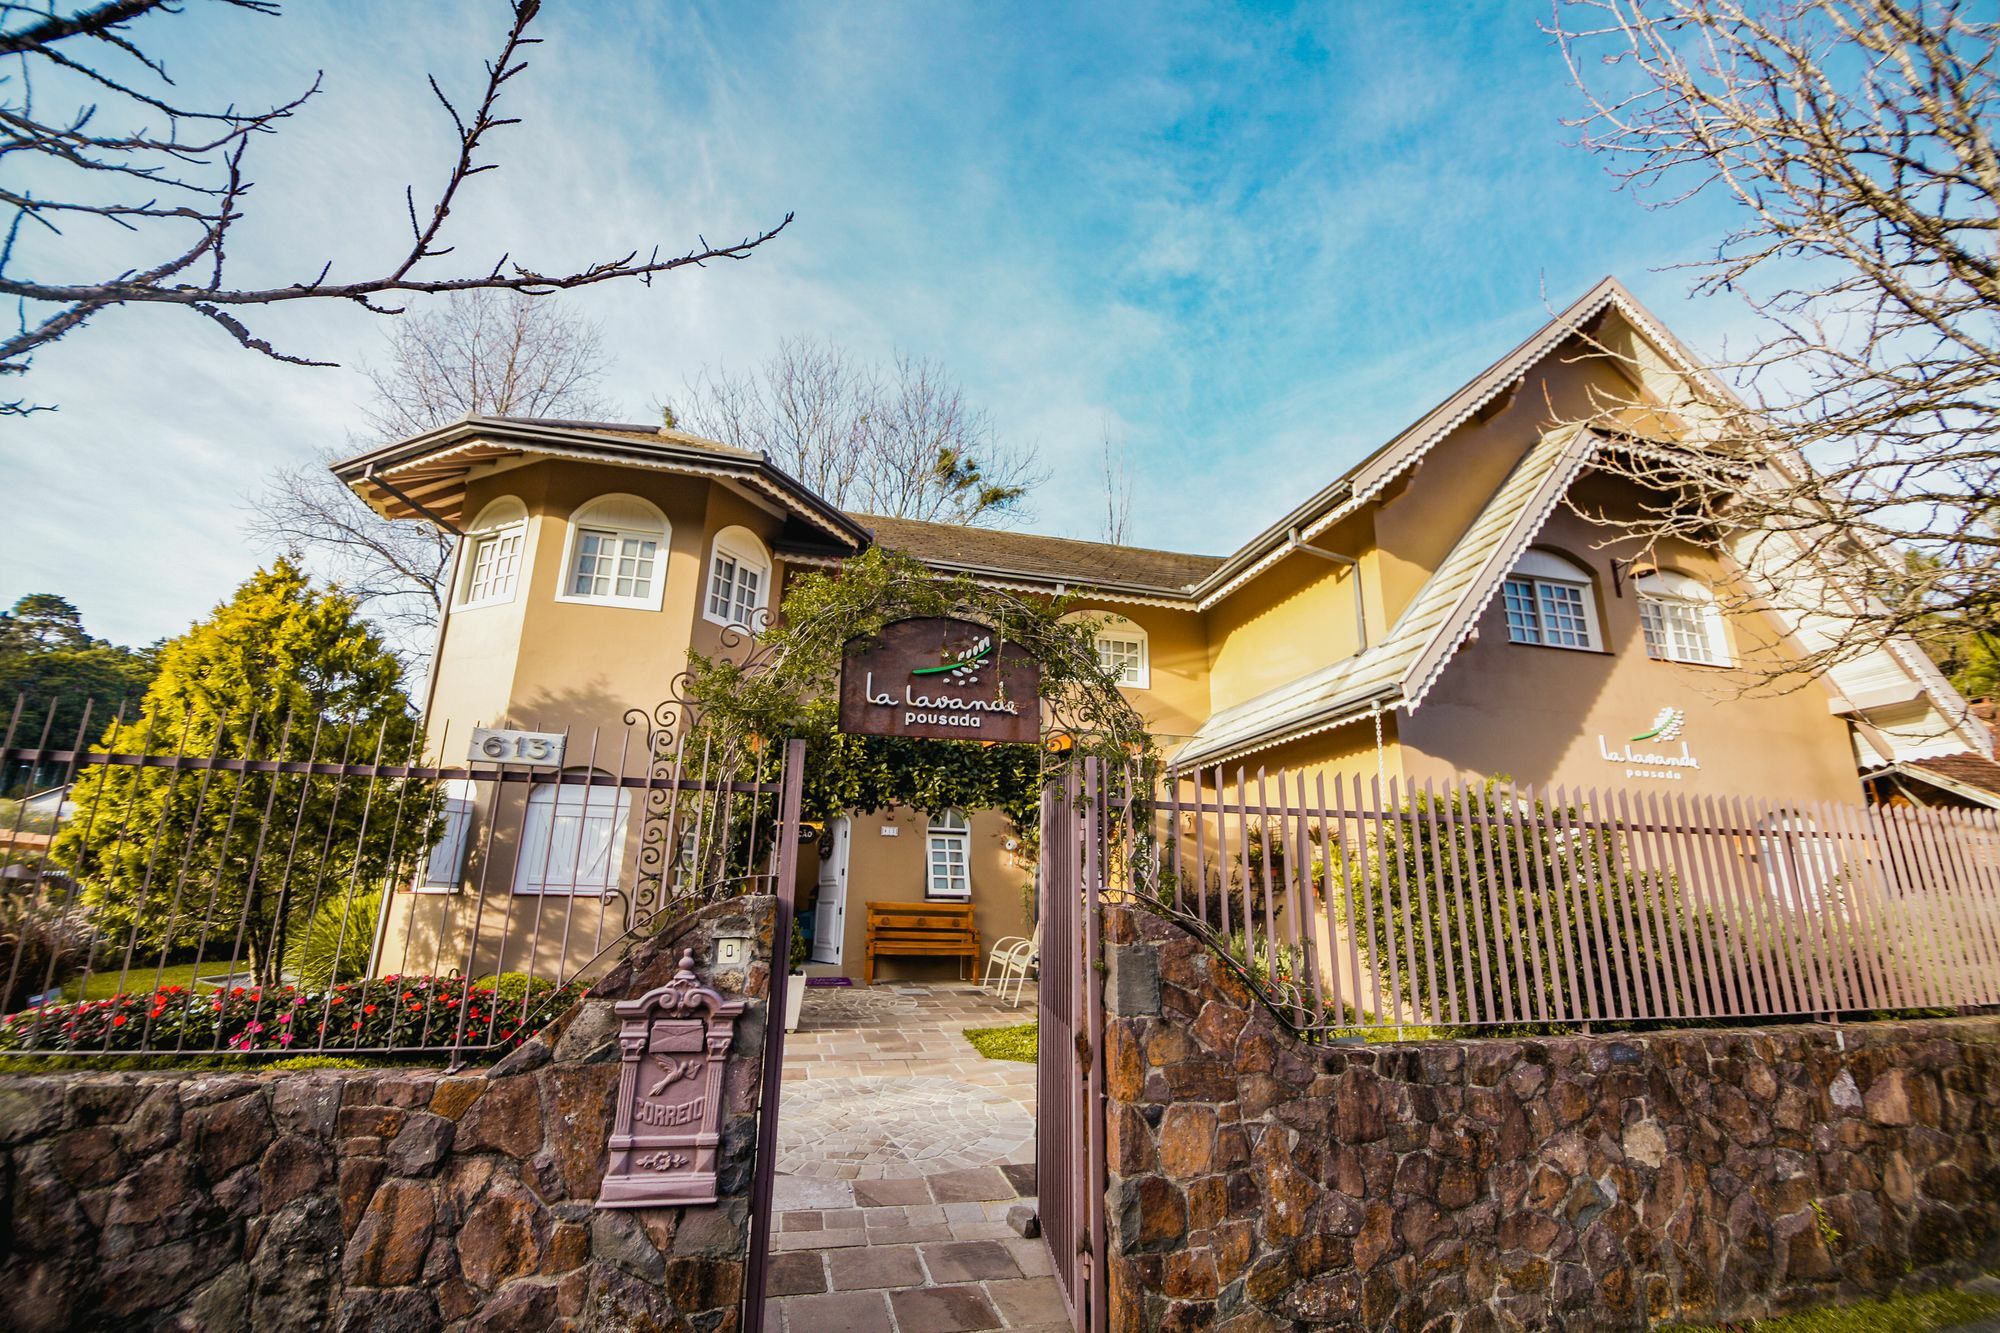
<box><xmin>838</xmin><ymin>617</ymin><xmax>1041</xmax><ymax>744</ymax></box>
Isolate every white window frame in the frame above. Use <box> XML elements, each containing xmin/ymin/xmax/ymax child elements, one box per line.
<box><xmin>555</xmin><ymin>495</ymin><xmax>670</xmax><ymax>611</ymax></box>
<box><xmin>925</xmin><ymin>808</ymin><xmax>972</xmax><ymax>901</ymax></box>
<box><xmin>514</xmin><ymin>778</ymin><xmax>631</xmax><ymax>896</ymax></box>
<box><xmin>1637</xmin><ymin>570</ymin><xmax>1733</xmax><ymax>667</ymax></box>
<box><xmin>1066</xmin><ymin>611</ymin><xmax>1151</xmax><ymax>689</ymax></box>
<box><xmin>703</xmin><ymin>526</ymin><xmax>772</xmax><ymax>629</ymax></box>
<box><xmin>1500</xmin><ymin>549</ymin><xmax>1602</xmax><ymax>652</ymax></box>
<box><xmin>454</xmin><ymin>498</ymin><xmax>529</xmax><ymax>611</ymax></box>
<box><xmin>418</xmin><ymin>779</ymin><xmax>478</xmax><ymax>892</ymax></box>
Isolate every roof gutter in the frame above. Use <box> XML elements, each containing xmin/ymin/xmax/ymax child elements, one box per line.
<box><xmin>1171</xmin><ymin>684</ymin><xmax>1402</xmax><ymax>772</ymax></box>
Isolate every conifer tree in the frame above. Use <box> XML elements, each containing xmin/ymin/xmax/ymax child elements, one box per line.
<box><xmin>54</xmin><ymin>561</ymin><xmax>434</xmax><ymax>983</ymax></box>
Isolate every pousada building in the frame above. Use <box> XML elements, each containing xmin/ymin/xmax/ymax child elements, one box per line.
<box><xmin>332</xmin><ymin>277</ymin><xmax>1991</xmax><ymax>986</ymax></box>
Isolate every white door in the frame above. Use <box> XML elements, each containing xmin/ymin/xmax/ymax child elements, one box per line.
<box><xmin>811</xmin><ymin>816</ymin><xmax>851</xmax><ymax>965</ymax></box>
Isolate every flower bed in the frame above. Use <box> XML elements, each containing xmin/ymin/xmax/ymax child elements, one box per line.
<box><xmin>0</xmin><ymin>973</ymin><xmax>580</xmax><ymax>1055</ymax></box>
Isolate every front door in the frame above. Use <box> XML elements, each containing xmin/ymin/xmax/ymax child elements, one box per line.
<box><xmin>810</xmin><ymin>816</ymin><xmax>850</xmax><ymax>965</ymax></box>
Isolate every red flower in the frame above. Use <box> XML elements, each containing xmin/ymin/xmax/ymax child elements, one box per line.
<box><xmin>363</xmin><ymin>1004</ymin><xmax>377</xmax><ymax>1015</ymax></box>
<box><xmin>112</xmin><ymin>1015</ymin><xmax>127</xmax><ymax>1027</ymax></box>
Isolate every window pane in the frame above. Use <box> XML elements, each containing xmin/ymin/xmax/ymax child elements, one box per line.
<box><xmin>1536</xmin><ymin>582</ymin><xmax>1592</xmax><ymax>649</ymax></box>
<box><xmin>708</xmin><ymin>556</ymin><xmax>737</xmax><ymax>619</ymax></box>
<box><xmin>1640</xmin><ymin>597</ymin><xmax>1716</xmax><ymax>664</ymax></box>
<box><xmin>1096</xmin><ymin>636</ymin><xmax>1144</xmax><ymax>684</ymax></box>
<box><xmin>1501</xmin><ymin>579</ymin><xmax>1541</xmax><ymax>644</ymax></box>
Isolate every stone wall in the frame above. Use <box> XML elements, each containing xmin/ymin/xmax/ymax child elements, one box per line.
<box><xmin>0</xmin><ymin>895</ymin><xmax>779</xmax><ymax>1332</ymax></box>
<box><xmin>1100</xmin><ymin>905</ymin><xmax>2000</xmax><ymax>1332</ymax></box>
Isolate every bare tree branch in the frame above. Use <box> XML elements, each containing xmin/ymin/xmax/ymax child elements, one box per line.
<box><xmin>1549</xmin><ymin>0</ymin><xmax>2000</xmax><ymax>691</ymax></box>
<box><xmin>247</xmin><ymin>289</ymin><xmax>613</xmax><ymax>659</ymax></box>
<box><xmin>667</xmin><ymin>338</ymin><xmax>1046</xmax><ymax>527</ymax></box>
<box><xmin>0</xmin><ymin>0</ymin><xmax>788</xmax><ymax>415</ymax></box>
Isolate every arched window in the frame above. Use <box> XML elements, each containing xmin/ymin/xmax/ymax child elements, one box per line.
<box><xmin>558</xmin><ymin>495</ymin><xmax>669</xmax><ymax>610</ymax></box>
<box><xmin>1066</xmin><ymin>611</ymin><xmax>1150</xmax><ymax>688</ymax></box>
<box><xmin>1500</xmin><ymin>548</ymin><xmax>1601</xmax><ymax>651</ymax></box>
<box><xmin>514</xmin><ymin>777</ymin><xmax>631</xmax><ymax>895</ymax></box>
<box><xmin>456</xmin><ymin>498</ymin><xmax>527</xmax><ymax>610</ymax></box>
<box><xmin>926</xmin><ymin>809</ymin><xmax>972</xmax><ymax>900</ymax></box>
<box><xmin>704</xmin><ymin>526</ymin><xmax>771</xmax><ymax>628</ymax></box>
<box><xmin>1637</xmin><ymin>570</ymin><xmax>1731</xmax><ymax>666</ymax></box>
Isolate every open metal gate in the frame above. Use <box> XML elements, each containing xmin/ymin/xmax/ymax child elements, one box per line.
<box><xmin>1038</xmin><ymin>761</ymin><xmax>1108</xmax><ymax>1331</ymax></box>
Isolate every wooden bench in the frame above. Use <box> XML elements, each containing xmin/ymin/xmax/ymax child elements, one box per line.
<box><xmin>864</xmin><ymin>901</ymin><xmax>980</xmax><ymax>984</ymax></box>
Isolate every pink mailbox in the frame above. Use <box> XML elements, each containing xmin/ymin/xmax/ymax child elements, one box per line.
<box><xmin>598</xmin><ymin>950</ymin><xmax>747</xmax><ymax>1208</ymax></box>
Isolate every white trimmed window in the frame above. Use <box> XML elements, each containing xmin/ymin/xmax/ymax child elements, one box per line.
<box><xmin>559</xmin><ymin>495</ymin><xmax>669</xmax><ymax>610</ymax></box>
<box><xmin>1501</xmin><ymin>549</ymin><xmax>1601</xmax><ymax>651</ymax></box>
<box><xmin>1066</xmin><ymin>612</ymin><xmax>1149</xmax><ymax>688</ymax></box>
<box><xmin>925</xmin><ymin>809</ymin><xmax>972</xmax><ymax>900</ymax></box>
<box><xmin>456</xmin><ymin>499</ymin><xmax>527</xmax><ymax>610</ymax></box>
<box><xmin>704</xmin><ymin>526</ymin><xmax>771</xmax><ymax>628</ymax></box>
<box><xmin>1638</xmin><ymin>570</ymin><xmax>1732</xmax><ymax>667</ymax></box>
<box><xmin>514</xmin><ymin>778</ymin><xmax>630</xmax><ymax>896</ymax></box>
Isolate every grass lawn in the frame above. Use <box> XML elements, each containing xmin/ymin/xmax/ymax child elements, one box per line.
<box><xmin>72</xmin><ymin>961</ymin><xmax>223</xmax><ymax>1000</ymax></box>
<box><xmin>964</xmin><ymin>1020</ymin><xmax>1037</xmax><ymax>1062</ymax></box>
<box><xmin>1665</xmin><ymin>1286</ymin><xmax>2000</xmax><ymax>1333</ymax></box>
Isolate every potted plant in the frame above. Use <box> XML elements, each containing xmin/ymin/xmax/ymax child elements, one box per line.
<box><xmin>785</xmin><ymin>920</ymin><xmax>809</xmax><ymax>1033</ymax></box>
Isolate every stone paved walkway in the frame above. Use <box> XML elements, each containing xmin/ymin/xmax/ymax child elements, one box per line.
<box><xmin>767</xmin><ymin>982</ymin><xmax>1064</xmax><ymax>1330</ymax></box>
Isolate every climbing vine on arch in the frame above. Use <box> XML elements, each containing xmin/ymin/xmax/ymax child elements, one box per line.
<box><xmin>677</xmin><ymin>547</ymin><xmax>1155</xmax><ymax>838</ymax></box>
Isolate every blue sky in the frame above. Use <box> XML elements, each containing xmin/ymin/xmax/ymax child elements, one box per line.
<box><xmin>2</xmin><ymin>1</ymin><xmax>1751</xmax><ymax>649</ymax></box>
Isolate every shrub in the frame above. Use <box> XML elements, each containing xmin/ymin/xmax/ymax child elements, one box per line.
<box><xmin>1340</xmin><ymin>783</ymin><xmax>1708</xmax><ymax>1028</ymax></box>
<box><xmin>0</xmin><ymin>901</ymin><xmax>96</xmax><ymax>1011</ymax></box>
<box><xmin>963</xmin><ymin>1021</ymin><xmax>1037</xmax><ymax>1062</ymax></box>
<box><xmin>286</xmin><ymin>889</ymin><xmax>382</xmax><ymax>989</ymax></box>
<box><xmin>0</xmin><ymin>972</ymin><xmax>579</xmax><ymax>1055</ymax></box>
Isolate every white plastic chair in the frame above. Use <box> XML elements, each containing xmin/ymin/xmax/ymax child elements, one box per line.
<box><xmin>984</xmin><ymin>928</ymin><xmax>1038</xmax><ymax>1008</ymax></box>
<box><xmin>981</xmin><ymin>936</ymin><xmax>1028</xmax><ymax>993</ymax></box>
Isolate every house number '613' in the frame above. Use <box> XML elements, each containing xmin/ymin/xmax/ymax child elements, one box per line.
<box><xmin>470</xmin><ymin>727</ymin><xmax>567</xmax><ymax>768</ymax></box>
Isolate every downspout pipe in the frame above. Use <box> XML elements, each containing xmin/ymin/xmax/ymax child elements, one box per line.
<box><xmin>1285</xmin><ymin>528</ymin><xmax>1368</xmax><ymax>654</ymax></box>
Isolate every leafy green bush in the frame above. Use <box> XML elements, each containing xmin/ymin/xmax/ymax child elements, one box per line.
<box><xmin>1340</xmin><ymin>783</ymin><xmax>1706</xmax><ymax>1027</ymax></box>
<box><xmin>285</xmin><ymin>889</ymin><xmax>382</xmax><ymax>989</ymax></box>
<box><xmin>0</xmin><ymin>901</ymin><xmax>96</xmax><ymax>1011</ymax></box>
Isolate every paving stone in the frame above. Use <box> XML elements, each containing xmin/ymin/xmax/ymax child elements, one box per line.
<box><xmin>771</xmin><ymin>1176</ymin><xmax>854</xmax><ymax>1212</ymax></box>
<box><xmin>850</xmin><ymin>1177</ymin><xmax>932</xmax><ymax>1207</ymax></box>
<box><xmin>919</xmin><ymin>1240</ymin><xmax>1022</xmax><ymax>1282</ymax></box>
<box><xmin>1003</xmin><ymin>1238</ymin><xmax>1055</xmax><ymax>1278</ymax></box>
<box><xmin>999</xmin><ymin>1162</ymin><xmax>1037</xmax><ymax>1195</ymax></box>
<box><xmin>826</xmin><ymin>1244</ymin><xmax>926</xmax><ymax>1290</ymax></box>
<box><xmin>987</xmin><ymin>1277</ymin><xmax>1070</xmax><ymax>1325</ymax></box>
<box><xmin>819</xmin><ymin>1208</ymin><xmax>866</xmax><ymax>1230</ymax></box>
<box><xmin>888</xmin><ymin>1283</ymin><xmax>1005</xmax><ymax>1332</ymax></box>
<box><xmin>775</xmin><ymin>1289</ymin><xmax>895</xmax><ymax>1332</ymax></box>
<box><xmin>926</xmin><ymin>1167</ymin><xmax>1014</xmax><ymax>1202</ymax></box>
<box><xmin>779</xmin><ymin>1212</ymin><xmax>823</xmax><ymax>1232</ymax></box>
<box><xmin>857</xmin><ymin>1223</ymin><xmax>957</xmax><ymax>1246</ymax></box>
<box><xmin>764</xmin><ymin>1252</ymin><xmax>827</xmax><ymax>1297</ymax></box>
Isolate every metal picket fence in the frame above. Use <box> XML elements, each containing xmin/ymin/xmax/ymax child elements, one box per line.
<box><xmin>0</xmin><ymin>695</ymin><xmax>800</xmax><ymax>1059</ymax></box>
<box><xmin>1095</xmin><ymin>764</ymin><xmax>2000</xmax><ymax>1037</ymax></box>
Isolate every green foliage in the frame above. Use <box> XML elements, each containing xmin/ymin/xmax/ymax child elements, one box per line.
<box><xmin>0</xmin><ymin>594</ymin><xmax>156</xmax><ymax>788</ymax></box>
<box><xmin>0</xmin><ymin>900</ymin><xmax>95</xmax><ymax>1011</ymax></box>
<box><xmin>286</xmin><ymin>888</ymin><xmax>382</xmax><ymax>989</ymax></box>
<box><xmin>51</xmin><ymin>561</ymin><xmax>438</xmax><ymax>981</ymax></box>
<box><xmin>677</xmin><ymin>547</ymin><xmax>1153</xmax><ymax>858</ymax></box>
<box><xmin>789</xmin><ymin>919</ymin><xmax>809</xmax><ymax>971</ymax></box>
<box><xmin>1342</xmin><ymin>783</ymin><xmax>1705</xmax><ymax>1026</ymax></box>
<box><xmin>1661</xmin><ymin>1286</ymin><xmax>2000</xmax><ymax>1333</ymax></box>
<box><xmin>963</xmin><ymin>1020</ymin><xmax>1037</xmax><ymax>1062</ymax></box>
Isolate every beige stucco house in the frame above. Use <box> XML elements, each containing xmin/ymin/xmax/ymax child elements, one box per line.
<box><xmin>332</xmin><ymin>277</ymin><xmax>1989</xmax><ymax>986</ymax></box>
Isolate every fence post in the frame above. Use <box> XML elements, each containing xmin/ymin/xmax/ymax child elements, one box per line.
<box><xmin>742</xmin><ymin>737</ymin><xmax>807</xmax><ymax>1333</ymax></box>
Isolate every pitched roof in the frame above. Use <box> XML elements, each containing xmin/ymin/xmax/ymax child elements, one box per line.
<box><xmin>1174</xmin><ymin>423</ymin><xmax>1597</xmax><ymax>769</ymax></box>
<box><xmin>329</xmin><ymin>415</ymin><xmax>866</xmax><ymax>546</ymax></box>
<box><xmin>1886</xmin><ymin>752</ymin><xmax>2000</xmax><ymax>809</ymax></box>
<box><xmin>852</xmin><ymin>515</ymin><xmax>1225</xmax><ymax>599</ymax></box>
